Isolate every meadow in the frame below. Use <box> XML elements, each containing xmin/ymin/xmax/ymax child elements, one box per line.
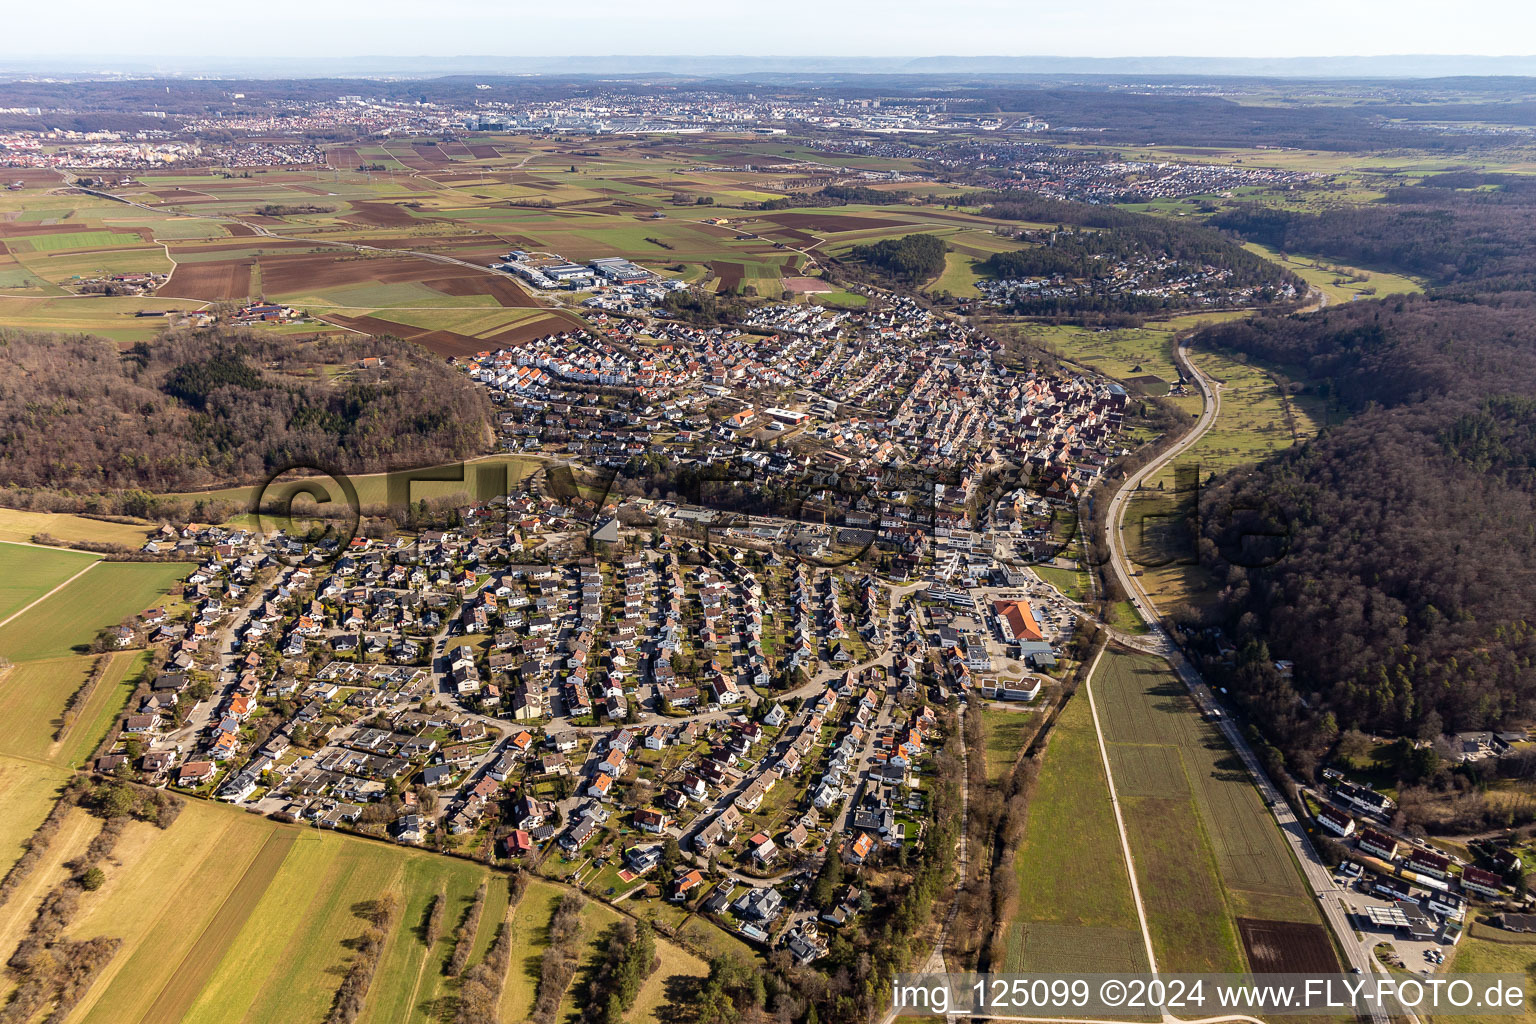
<box><xmin>1448</xmin><ymin>928</ymin><xmax>1536</xmax><ymax>1024</ymax></box>
<box><xmin>0</xmin><ymin>542</ymin><xmax>99</xmax><ymax>622</ymax></box>
<box><xmin>0</xmin><ymin>510</ymin><xmax>154</xmax><ymax>549</ymax></box>
<box><xmin>0</xmin><ymin>653</ymin><xmax>145</xmax><ymax>767</ymax></box>
<box><xmin>979</xmin><ymin>706</ymin><xmax>1041</xmax><ymax>782</ymax></box>
<box><xmin>1096</xmin><ymin>327</ymin><xmax>1327</xmax><ymax>615</ymax></box>
<box><xmin>1003</xmin><ymin>693</ymin><xmax>1149</xmax><ymax>974</ymax></box>
<box><xmin>1093</xmin><ymin>648</ymin><xmax>1326</xmax><ymax>973</ymax></box>
<box><xmin>1242</xmin><ymin>242</ymin><xmax>1423</xmax><ymax>304</ymax></box>
<box><xmin>0</xmin><ymin>560</ymin><xmax>188</xmax><ymax>662</ymax></box>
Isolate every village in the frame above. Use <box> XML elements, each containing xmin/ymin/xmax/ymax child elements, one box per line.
<box><xmin>88</xmin><ymin>296</ymin><xmax>1122</xmax><ymax>965</ymax></box>
<box><xmin>97</xmin><ymin>481</ymin><xmax>1083</xmax><ymax>963</ymax></box>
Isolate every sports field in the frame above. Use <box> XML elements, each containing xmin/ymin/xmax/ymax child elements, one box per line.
<box><xmin>1093</xmin><ymin>648</ymin><xmax>1329</xmax><ymax>973</ymax></box>
<box><xmin>0</xmin><ymin>560</ymin><xmax>188</xmax><ymax>662</ymax></box>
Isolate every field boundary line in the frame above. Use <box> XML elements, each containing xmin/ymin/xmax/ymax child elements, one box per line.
<box><xmin>0</xmin><ymin>555</ymin><xmax>101</xmax><ymax>630</ymax></box>
<box><xmin>1082</xmin><ymin>643</ymin><xmax>1160</xmax><ymax>976</ymax></box>
<box><xmin>131</xmin><ymin>829</ymin><xmax>296</xmax><ymax>1024</ymax></box>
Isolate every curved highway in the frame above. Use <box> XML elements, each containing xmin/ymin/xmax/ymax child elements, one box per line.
<box><xmin>1100</xmin><ymin>338</ymin><xmax>1392</xmax><ymax>1020</ymax></box>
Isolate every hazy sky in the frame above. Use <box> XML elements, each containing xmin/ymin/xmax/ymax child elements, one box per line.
<box><xmin>4</xmin><ymin>0</ymin><xmax>1530</xmax><ymax>59</ymax></box>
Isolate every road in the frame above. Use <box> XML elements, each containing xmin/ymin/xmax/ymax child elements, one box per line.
<box><xmin>1100</xmin><ymin>336</ymin><xmax>1393</xmax><ymax>1021</ymax></box>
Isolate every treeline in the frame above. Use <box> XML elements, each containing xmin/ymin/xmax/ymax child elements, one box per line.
<box><xmin>1209</xmin><ymin>177</ymin><xmax>1536</xmax><ymax>292</ymax></box>
<box><xmin>0</xmin><ymin>784</ymin><xmax>82</xmax><ymax>909</ymax></box>
<box><xmin>0</xmin><ymin>777</ymin><xmax>181</xmax><ymax>1023</ymax></box>
<box><xmin>456</xmin><ymin>871</ymin><xmax>525</xmax><ymax>1024</ymax></box>
<box><xmin>849</xmin><ymin>232</ymin><xmax>948</xmax><ymax>282</ymax></box>
<box><xmin>1189</xmin><ymin>293</ymin><xmax>1536</xmax><ymax>768</ymax></box>
<box><xmin>255</xmin><ymin>203</ymin><xmax>335</xmax><ymax>216</ymax></box>
<box><xmin>578</xmin><ymin>919</ymin><xmax>657</xmax><ymax>1024</ymax></box>
<box><xmin>325</xmin><ymin>895</ymin><xmax>398</xmax><ymax>1024</ymax></box>
<box><xmin>55</xmin><ymin>656</ymin><xmax>110</xmax><ymax>742</ymax></box>
<box><xmin>660</xmin><ymin>288</ymin><xmax>749</xmax><ymax>325</ymax></box>
<box><xmin>758</xmin><ymin>184</ymin><xmax>910</xmax><ymax>210</ymax></box>
<box><xmin>445</xmin><ymin>882</ymin><xmax>487</xmax><ymax>977</ymax></box>
<box><xmin>0</xmin><ymin>327</ymin><xmax>492</xmax><ymax>492</ymax></box>
<box><xmin>529</xmin><ymin>893</ymin><xmax>584</xmax><ymax>1024</ymax></box>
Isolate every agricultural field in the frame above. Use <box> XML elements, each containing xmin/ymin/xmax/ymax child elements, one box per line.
<box><xmin>0</xmin><ymin>542</ymin><xmax>99</xmax><ymax>622</ymax></box>
<box><xmin>0</xmin><ymin>510</ymin><xmax>154</xmax><ymax>549</ymax></box>
<box><xmin>1003</xmin><ymin>693</ymin><xmax>1150</xmax><ymax>974</ymax></box>
<box><xmin>0</xmin><ymin>295</ymin><xmax>210</xmax><ymax>343</ymax></box>
<box><xmin>1092</xmin><ymin>648</ymin><xmax>1330</xmax><ymax>973</ymax></box>
<box><xmin>9</xmin><ymin>794</ymin><xmax>711</xmax><ymax>1024</ymax></box>
<box><xmin>0</xmin><ymin>560</ymin><xmax>188</xmax><ymax>662</ymax></box>
<box><xmin>0</xmin><ymin>755</ymin><xmax>74</xmax><ymax>880</ymax></box>
<box><xmin>0</xmin><ymin>651</ymin><xmax>145</xmax><ymax>767</ymax></box>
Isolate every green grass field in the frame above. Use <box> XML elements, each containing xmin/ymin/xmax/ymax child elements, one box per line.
<box><xmin>931</xmin><ymin>251</ymin><xmax>984</xmax><ymax>298</ymax></box>
<box><xmin>1126</xmin><ymin>343</ymin><xmax>1324</xmax><ymax>612</ymax></box>
<box><xmin>1003</xmin><ymin>693</ymin><xmax>1149</xmax><ymax>974</ymax></box>
<box><xmin>1033</xmin><ymin>564</ymin><xmax>1091</xmax><ymax>603</ymax></box>
<box><xmin>18</xmin><ymin>231</ymin><xmax>152</xmax><ymax>253</ymax></box>
<box><xmin>498</xmin><ymin>879</ymin><xmax>565</xmax><ymax>1022</ymax></box>
<box><xmin>1094</xmin><ymin>648</ymin><xmax>1324</xmax><ymax>973</ymax></box>
<box><xmin>1448</xmin><ymin>928</ymin><xmax>1536</xmax><ymax>1024</ymax></box>
<box><xmin>0</xmin><ymin>560</ymin><xmax>188</xmax><ymax>662</ymax></box>
<box><xmin>979</xmin><ymin>707</ymin><xmax>1039</xmax><ymax>782</ymax></box>
<box><xmin>1243</xmin><ymin>242</ymin><xmax>1423</xmax><ymax>304</ymax></box>
<box><xmin>0</xmin><ymin>541</ymin><xmax>99</xmax><ymax>622</ymax></box>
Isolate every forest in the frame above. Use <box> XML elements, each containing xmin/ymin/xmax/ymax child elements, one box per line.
<box><xmin>0</xmin><ymin>327</ymin><xmax>493</xmax><ymax>493</ymax></box>
<box><xmin>1211</xmin><ymin>175</ymin><xmax>1536</xmax><ymax>291</ymax></box>
<box><xmin>849</xmin><ymin>233</ymin><xmax>949</xmax><ymax>282</ymax></box>
<box><xmin>1190</xmin><ymin>290</ymin><xmax>1536</xmax><ymax>767</ymax></box>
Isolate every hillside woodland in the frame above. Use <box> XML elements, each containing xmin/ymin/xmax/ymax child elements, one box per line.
<box><xmin>1189</xmin><ymin>177</ymin><xmax>1536</xmax><ymax>789</ymax></box>
<box><xmin>0</xmin><ymin>328</ymin><xmax>493</xmax><ymax>493</ymax></box>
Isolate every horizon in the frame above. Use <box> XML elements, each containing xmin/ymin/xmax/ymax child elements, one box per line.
<box><xmin>8</xmin><ymin>52</ymin><xmax>1536</xmax><ymax>81</ymax></box>
<box><xmin>3</xmin><ymin>0</ymin><xmax>1532</xmax><ymax>66</ymax></box>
